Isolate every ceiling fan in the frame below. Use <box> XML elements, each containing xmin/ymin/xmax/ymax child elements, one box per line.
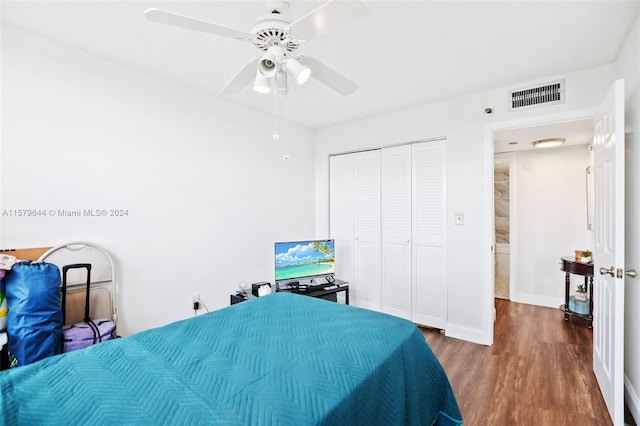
<box><xmin>144</xmin><ymin>0</ymin><xmax>369</xmax><ymax>96</ymax></box>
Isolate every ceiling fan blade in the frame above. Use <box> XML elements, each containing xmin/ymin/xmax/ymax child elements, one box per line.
<box><xmin>144</xmin><ymin>8</ymin><xmax>252</xmax><ymax>41</ymax></box>
<box><xmin>299</xmin><ymin>56</ymin><xmax>358</xmax><ymax>95</ymax></box>
<box><xmin>221</xmin><ymin>58</ymin><xmax>260</xmax><ymax>95</ymax></box>
<box><xmin>287</xmin><ymin>0</ymin><xmax>369</xmax><ymax>41</ymax></box>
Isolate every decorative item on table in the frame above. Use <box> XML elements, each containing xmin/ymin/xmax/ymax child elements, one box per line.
<box><xmin>569</xmin><ymin>296</ymin><xmax>590</xmax><ymax>315</ymax></box>
<box><xmin>574</xmin><ymin>250</ymin><xmax>592</xmax><ymax>263</ymax></box>
<box><xmin>575</xmin><ymin>284</ymin><xmax>588</xmax><ymax>302</ymax></box>
<box><xmin>251</xmin><ymin>281</ymin><xmax>272</xmax><ymax>297</ymax></box>
<box><xmin>237</xmin><ymin>280</ymin><xmax>249</xmax><ymax>296</ymax></box>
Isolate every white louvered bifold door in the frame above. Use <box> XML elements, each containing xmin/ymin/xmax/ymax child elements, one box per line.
<box><xmin>381</xmin><ymin>145</ymin><xmax>412</xmax><ymax>320</ymax></box>
<box><xmin>329</xmin><ymin>154</ymin><xmax>355</xmax><ymax>290</ymax></box>
<box><xmin>353</xmin><ymin>150</ymin><xmax>382</xmax><ymax>310</ymax></box>
<box><xmin>329</xmin><ymin>150</ymin><xmax>381</xmax><ymax>311</ymax></box>
<box><xmin>412</xmin><ymin>141</ymin><xmax>447</xmax><ymax>328</ymax></box>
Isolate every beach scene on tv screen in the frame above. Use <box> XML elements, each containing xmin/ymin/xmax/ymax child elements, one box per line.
<box><xmin>275</xmin><ymin>241</ymin><xmax>335</xmax><ymax>280</ymax></box>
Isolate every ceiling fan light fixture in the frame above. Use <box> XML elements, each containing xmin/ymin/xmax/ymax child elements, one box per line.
<box><xmin>259</xmin><ymin>52</ymin><xmax>278</xmax><ymax>78</ymax></box>
<box><xmin>253</xmin><ymin>70</ymin><xmax>271</xmax><ymax>94</ymax></box>
<box><xmin>258</xmin><ymin>45</ymin><xmax>285</xmax><ymax>79</ymax></box>
<box><xmin>286</xmin><ymin>57</ymin><xmax>311</xmax><ymax>85</ymax></box>
<box><xmin>532</xmin><ymin>138</ymin><xmax>566</xmax><ymax>148</ymax></box>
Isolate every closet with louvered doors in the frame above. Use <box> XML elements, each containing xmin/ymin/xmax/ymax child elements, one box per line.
<box><xmin>329</xmin><ymin>140</ymin><xmax>447</xmax><ymax>329</ymax></box>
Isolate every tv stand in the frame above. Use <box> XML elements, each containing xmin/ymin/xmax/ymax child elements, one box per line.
<box><xmin>292</xmin><ymin>279</ymin><xmax>349</xmax><ymax>304</ymax></box>
<box><xmin>230</xmin><ymin>279</ymin><xmax>349</xmax><ymax>305</ymax></box>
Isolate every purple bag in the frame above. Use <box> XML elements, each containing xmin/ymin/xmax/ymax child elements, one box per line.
<box><xmin>61</xmin><ymin>264</ymin><xmax>116</xmax><ymax>352</ymax></box>
<box><xmin>63</xmin><ymin>318</ymin><xmax>116</xmax><ymax>352</ymax></box>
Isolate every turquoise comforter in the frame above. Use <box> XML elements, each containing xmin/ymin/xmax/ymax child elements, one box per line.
<box><xmin>0</xmin><ymin>292</ymin><xmax>462</xmax><ymax>425</ymax></box>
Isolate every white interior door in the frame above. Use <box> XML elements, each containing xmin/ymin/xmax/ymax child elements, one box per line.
<box><xmin>353</xmin><ymin>151</ymin><xmax>382</xmax><ymax>310</ymax></box>
<box><xmin>412</xmin><ymin>141</ymin><xmax>447</xmax><ymax>328</ymax></box>
<box><xmin>381</xmin><ymin>145</ymin><xmax>412</xmax><ymax>320</ymax></box>
<box><xmin>593</xmin><ymin>79</ymin><xmax>625</xmax><ymax>425</ymax></box>
<box><xmin>329</xmin><ymin>151</ymin><xmax>382</xmax><ymax>310</ymax></box>
<box><xmin>329</xmin><ymin>154</ymin><xmax>355</xmax><ymax>288</ymax></box>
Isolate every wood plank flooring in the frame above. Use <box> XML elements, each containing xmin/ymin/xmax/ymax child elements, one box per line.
<box><xmin>421</xmin><ymin>299</ymin><xmax>615</xmax><ymax>425</ymax></box>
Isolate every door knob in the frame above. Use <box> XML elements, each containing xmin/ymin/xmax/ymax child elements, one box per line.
<box><xmin>600</xmin><ymin>266</ymin><xmax>615</xmax><ymax>277</ymax></box>
<box><xmin>626</xmin><ymin>269</ymin><xmax>638</xmax><ymax>278</ymax></box>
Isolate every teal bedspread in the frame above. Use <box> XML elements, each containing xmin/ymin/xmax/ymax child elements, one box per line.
<box><xmin>0</xmin><ymin>292</ymin><xmax>462</xmax><ymax>425</ymax></box>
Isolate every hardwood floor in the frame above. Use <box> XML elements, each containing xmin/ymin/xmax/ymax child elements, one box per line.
<box><xmin>421</xmin><ymin>299</ymin><xmax>615</xmax><ymax>426</ymax></box>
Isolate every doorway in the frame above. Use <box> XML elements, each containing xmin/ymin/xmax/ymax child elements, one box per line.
<box><xmin>484</xmin><ymin>81</ymin><xmax>630</xmax><ymax>424</ymax></box>
<box><xmin>491</xmin><ymin>116</ymin><xmax>594</xmax><ymax>312</ymax></box>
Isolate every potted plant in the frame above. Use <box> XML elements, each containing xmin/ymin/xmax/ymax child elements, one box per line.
<box><xmin>575</xmin><ymin>250</ymin><xmax>592</xmax><ymax>263</ymax></box>
<box><xmin>575</xmin><ymin>284</ymin><xmax>588</xmax><ymax>301</ymax></box>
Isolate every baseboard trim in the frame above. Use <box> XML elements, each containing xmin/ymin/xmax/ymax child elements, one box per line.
<box><xmin>625</xmin><ymin>375</ymin><xmax>639</xmax><ymax>425</ymax></box>
<box><xmin>445</xmin><ymin>322</ymin><xmax>491</xmax><ymax>346</ymax></box>
<box><xmin>512</xmin><ymin>292</ymin><xmax>563</xmax><ymax>310</ymax></box>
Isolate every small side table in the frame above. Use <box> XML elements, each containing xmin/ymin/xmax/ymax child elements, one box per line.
<box><xmin>560</xmin><ymin>256</ymin><xmax>594</xmax><ymax>328</ymax></box>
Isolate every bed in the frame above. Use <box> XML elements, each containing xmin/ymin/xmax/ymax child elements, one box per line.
<box><xmin>0</xmin><ymin>292</ymin><xmax>462</xmax><ymax>425</ymax></box>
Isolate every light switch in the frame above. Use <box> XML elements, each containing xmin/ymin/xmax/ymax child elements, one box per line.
<box><xmin>454</xmin><ymin>212</ymin><xmax>464</xmax><ymax>225</ymax></box>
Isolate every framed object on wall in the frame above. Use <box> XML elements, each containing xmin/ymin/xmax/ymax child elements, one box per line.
<box><xmin>586</xmin><ymin>166</ymin><xmax>593</xmax><ymax>231</ymax></box>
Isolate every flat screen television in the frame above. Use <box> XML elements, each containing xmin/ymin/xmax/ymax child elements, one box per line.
<box><xmin>274</xmin><ymin>239</ymin><xmax>335</xmax><ymax>283</ymax></box>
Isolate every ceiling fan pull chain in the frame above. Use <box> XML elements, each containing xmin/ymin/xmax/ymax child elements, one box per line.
<box><xmin>273</xmin><ymin>90</ymin><xmax>279</xmax><ymax>141</ymax></box>
<box><xmin>283</xmin><ymin>92</ymin><xmax>290</xmax><ymax>161</ymax></box>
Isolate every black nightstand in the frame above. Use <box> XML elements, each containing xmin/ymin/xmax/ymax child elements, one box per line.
<box><xmin>230</xmin><ymin>292</ymin><xmax>256</xmax><ymax>305</ymax></box>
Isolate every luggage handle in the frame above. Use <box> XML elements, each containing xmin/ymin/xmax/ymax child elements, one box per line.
<box><xmin>61</xmin><ymin>263</ymin><xmax>92</xmax><ymax>324</ymax></box>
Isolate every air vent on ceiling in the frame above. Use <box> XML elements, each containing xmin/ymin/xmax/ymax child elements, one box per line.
<box><xmin>509</xmin><ymin>79</ymin><xmax>565</xmax><ymax>111</ymax></box>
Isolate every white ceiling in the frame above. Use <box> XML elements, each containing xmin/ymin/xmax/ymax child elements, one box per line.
<box><xmin>1</xmin><ymin>1</ymin><xmax>639</xmax><ymax>130</ymax></box>
<box><xmin>494</xmin><ymin>117</ymin><xmax>594</xmax><ymax>154</ymax></box>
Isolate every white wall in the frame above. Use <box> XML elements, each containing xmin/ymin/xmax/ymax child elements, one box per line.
<box><xmin>315</xmin><ymin>64</ymin><xmax>615</xmax><ymax>345</ymax></box>
<box><xmin>512</xmin><ymin>145</ymin><xmax>592</xmax><ymax>308</ymax></box>
<box><xmin>0</xmin><ymin>26</ymin><xmax>317</xmax><ymax>336</ymax></box>
<box><xmin>617</xmin><ymin>14</ymin><xmax>640</xmax><ymax>423</ymax></box>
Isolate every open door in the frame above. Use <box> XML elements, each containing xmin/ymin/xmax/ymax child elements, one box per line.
<box><xmin>593</xmin><ymin>79</ymin><xmax>625</xmax><ymax>425</ymax></box>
